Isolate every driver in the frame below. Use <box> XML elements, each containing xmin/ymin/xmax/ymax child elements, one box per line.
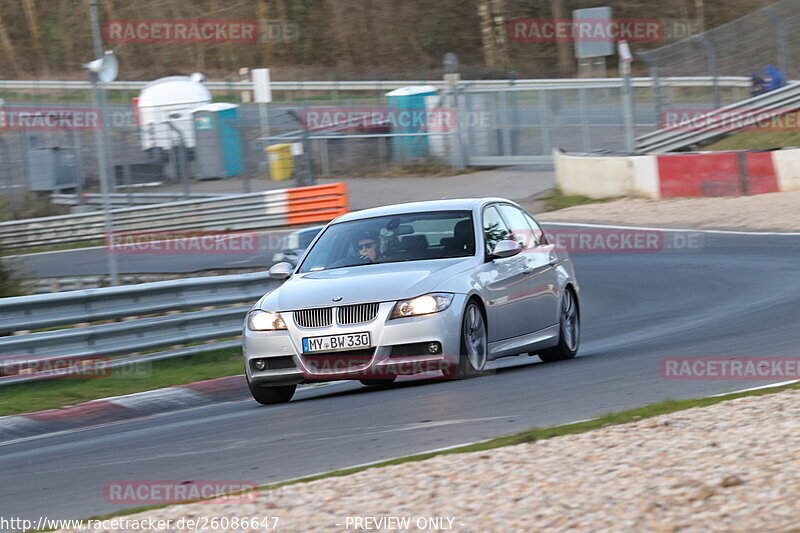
<box><xmin>355</xmin><ymin>232</ymin><xmax>379</xmax><ymax>263</ymax></box>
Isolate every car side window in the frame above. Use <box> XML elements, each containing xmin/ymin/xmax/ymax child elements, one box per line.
<box><xmin>482</xmin><ymin>206</ymin><xmax>511</xmax><ymax>254</ymax></box>
<box><xmin>497</xmin><ymin>205</ymin><xmax>539</xmax><ymax>249</ymax></box>
<box><xmin>525</xmin><ymin>214</ymin><xmax>547</xmax><ymax>246</ymax></box>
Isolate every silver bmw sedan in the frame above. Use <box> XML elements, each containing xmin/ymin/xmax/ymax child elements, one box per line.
<box><xmin>243</xmin><ymin>198</ymin><xmax>580</xmax><ymax>404</ymax></box>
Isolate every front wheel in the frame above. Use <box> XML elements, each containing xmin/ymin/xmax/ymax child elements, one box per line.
<box><xmin>456</xmin><ymin>302</ymin><xmax>488</xmax><ymax>378</ymax></box>
<box><xmin>248</xmin><ymin>381</ymin><xmax>296</xmax><ymax>405</ymax></box>
<box><xmin>538</xmin><ymin>289</ymin><xmax>579</xmax><ymax>363</ymax></box>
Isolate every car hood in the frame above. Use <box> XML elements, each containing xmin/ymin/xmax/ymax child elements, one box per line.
<box><xmin>257</xmin><ymin>258</ymin><xmax>473</xmax><ymax>311</ymax></box>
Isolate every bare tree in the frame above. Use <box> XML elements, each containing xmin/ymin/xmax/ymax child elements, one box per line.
<box><xmin>549</xmin><ymin>0</ymin><xmax>572</xmax><ymax>76</ymax></box>
<box><xmin>478</xmin><ymin>0</ymin><xmax>509</xmax><ymax>70</ymax></box>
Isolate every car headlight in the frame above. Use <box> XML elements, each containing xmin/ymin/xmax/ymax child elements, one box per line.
<box><xmin>390</xmin><ymin>293</ymin><xmax>453</xmax><ymax>319</ymax></box>
<box><xmin>247</xmin><ymin>310</ymin><xmax>287</xmax><ymax>331</ymax></box>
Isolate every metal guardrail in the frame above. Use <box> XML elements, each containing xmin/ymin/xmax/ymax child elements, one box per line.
<box><xmin>635</xmin><ymin>82</ymin><xmax>800</xmax><ymax>152</ymax></box>
<box><xmin>0</xmin><ymin>76</ymin><xmax>751</xmax><ymax>94</ymax></box>
<box><xmin>31</xmin><ymin>270</ymin><xmax>261</xmax><ymax>294</ymax></box>
<box><xmin>0</xmin><ymin>182</ymin><xmax>347</xmax><ymax>249</ymax></box>
<box><xmin>0</xmin><ymin>271</ymin><xmax>279</xmax><ymax>386</ymax></box>
<box><xmin>50</xmin><ymin>192</ymin><xmax>223</xmax><ymax>207</ymax></box>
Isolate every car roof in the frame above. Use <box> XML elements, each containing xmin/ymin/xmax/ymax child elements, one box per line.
<box><xmin>332</xmin><ymin>198</ymin><xmax>513</xmax><ymax>224</ymax></box>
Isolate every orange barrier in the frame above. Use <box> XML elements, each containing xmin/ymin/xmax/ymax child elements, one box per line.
<box><xmin>286</xmin><ymin>182</ymin><xmax>349</xmax><ymax>225</ymax></box>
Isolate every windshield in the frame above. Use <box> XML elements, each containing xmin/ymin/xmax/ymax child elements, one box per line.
<box><xmin>297</xmin><ymin>211</ymin><xmax>475</xmax><ymax>273</ymax></box>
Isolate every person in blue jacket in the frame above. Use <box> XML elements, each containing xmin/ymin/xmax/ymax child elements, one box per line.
<box><xmin>764</xmin><ymin>65</ymin><xmax>786</xmax><ymax>92</ymax></box>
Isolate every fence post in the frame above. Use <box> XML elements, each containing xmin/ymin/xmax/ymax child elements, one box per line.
<box><xmin>70</xmin><ymin>129</ymin><xmax>85</xmax><ymax>208</ymax></box>
<box><xmin>0</xmin><ymin>138</ymin><xmax>17</xmax><ymax>219</ymax></box>
<box><xmin>538</xmin><ymin>90</ymin><xmax>551</xmax><ymax>156</ymax></box>
<box><xmin>620</xmin><ymin>61</ymin><xmax>635</xmax><ymax>153</ymax></box>
<box><xmin>578</xmin><ymin>87</ymin><xmax>590</xmax><ymax>152</ymax></box>
<box><xmin>165</xmin><ymin>122</ymin><xmax>190</xmax><ymax>199</ymax></box>
<box><xmin>453</xmin><ymin>88</ymin><xmax>467</xmax><ymax>170</ymax></box>
<box><xmin>763</xmin><ymin>7</ymin><xmax>789</xmax><ymax>79</ymax></box>
<box><xmin>500</xmin><ymin>89</ymin><xmax>512</xmax><ymax>156</ymax></box>
<box><xmin>638</xmin><ymin>52</ymin><xmax>664</xmax><ymax>130</ymax></box>
<box><xmin>697</xmin><ymin>35</ymin><xmax>721</xmax><ymax>109</ymax></box>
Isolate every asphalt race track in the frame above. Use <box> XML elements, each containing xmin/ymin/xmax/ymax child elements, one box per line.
<box><xmin>2</xmin><ymin>227</ymin><xmax>800</xmax><ymax>523</ymax></box>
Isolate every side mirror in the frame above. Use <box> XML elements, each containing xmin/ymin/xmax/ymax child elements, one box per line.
<box><xmin>269</xmin><ymin>261</ymin><xmax>293</xmax><ymax>280</ymax></box>
<box><xmin>490</xmin><ymin>239</ymin><xmax>522</xmax><ymax>259</ymax></box>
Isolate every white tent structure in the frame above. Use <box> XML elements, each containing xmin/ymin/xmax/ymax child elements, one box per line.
<box><xmin>137</xmin><ymin>73</ymin><xmax>211</xmax><ymax>151</ymax></box>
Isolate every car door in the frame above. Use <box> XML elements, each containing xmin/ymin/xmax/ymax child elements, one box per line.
<box><xmin>498</xmin><ymin>204</ymin><xmax>560</xmax><ymax>332</ymax></box>
<box><xmin>479</xmin><ymin>205</ymin><xmax>532</xmax><ymax>342</ymax></box>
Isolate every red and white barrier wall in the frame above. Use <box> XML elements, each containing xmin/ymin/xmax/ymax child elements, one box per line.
<box><xmin>554</xmin><ymin>148</ymin><xmax>800</xmax><ymax>199</ymax></box>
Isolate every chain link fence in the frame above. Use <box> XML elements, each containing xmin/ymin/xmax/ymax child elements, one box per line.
<box><xmin>638</xmin><ymin>0</ymin><xmax>798</xmax><ymax>113</ymax></box>
<box><xmin>0</xmin><ymin>77</ymin><xmax>751</xmax><ymax>221</ymax></box>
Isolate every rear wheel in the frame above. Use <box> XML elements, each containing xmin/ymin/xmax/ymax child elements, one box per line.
<box><xmin>456</xmin><ymin>302</ymin><xmax>488</xmax><ymax>378</ymax></box>
<box><xmin>248</xmin><ymin>381</ymin><xmax>296</xmax><ymax>405</ymax></box>
<box><xmin>538</xmin><ymin>289</ymin><xmax>579</xmax><ymax>363</ymax></box>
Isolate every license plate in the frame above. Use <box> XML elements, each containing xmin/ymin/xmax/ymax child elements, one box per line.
<box><xmin>302</xmin><ymin>332</ymin><xmax>371</xmax><ymax>353</ymax></box>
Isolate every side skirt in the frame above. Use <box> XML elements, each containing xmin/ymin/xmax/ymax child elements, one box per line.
<box><xmin>488</xmin><ymin>324</ymin><xmax>560</xmax><ymax>360</ymax></box>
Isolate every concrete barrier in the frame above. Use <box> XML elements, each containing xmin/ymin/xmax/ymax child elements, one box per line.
<box><xmin>770</xmin><ymin>147</ymin><xmax>800</xmax><ymax>192</ymax></box>
<box><xmin>555</xmin><ymin>148</ymin><xmax>800</xmax><ymax>199</ymax></box>
<box><xmin>554</xmin><ymin>150</ymin><xmax>660</xmax><ymax>199</ymax></box>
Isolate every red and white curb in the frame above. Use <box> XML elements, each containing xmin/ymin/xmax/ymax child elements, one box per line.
<box><xmin>0</xmin><ymin>375</ymin><xmax>250</xmax><ymax>442</ymax></box>
<box><xmin>554</xmin><ymin>147</ymin><xmax>800</xmax><ymax>199</ymax></box>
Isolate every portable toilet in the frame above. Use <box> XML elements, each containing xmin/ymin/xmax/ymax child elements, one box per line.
<box><xmin>192</xmin><ymin>103</ymin><xmax>243</xmax><ymax>179</ymax></box>
<box><xmin>385</xmin><ymin>85</ymin><xmax>438</xmax><ymax>160</ymax></box>
<box><xmin>137</xmin><ymin>74</ymin><xmax>211</xmax><ymax>152</ymax></box>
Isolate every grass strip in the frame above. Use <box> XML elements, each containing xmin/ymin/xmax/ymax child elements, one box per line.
<box><xmin>704</xmin><ymin>130</ymin><xmax>800</xmax><ymax>151</ymax></box>
<box><xmin>539</xmin><ymin>188</ymin><xmax>619</xmax><ymax>211</ymax></box>
<box><xmin>0</xmin><ymin>347</ymin><xmax>243</xmax><ymax>417</ymax></box>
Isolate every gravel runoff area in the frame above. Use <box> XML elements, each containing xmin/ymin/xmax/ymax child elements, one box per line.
<box><xmin>532</xmin><ymin>190</ymin><xmax>800</xmax><ymax>232</ymax></box>
<box><xmin>60</xmin><ymin>388</ymin><xmax>800</xmax><ymax>532</ymax></box>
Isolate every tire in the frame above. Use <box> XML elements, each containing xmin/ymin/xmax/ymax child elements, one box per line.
<box><xmin>538</xmin><ymin>288</ymin><xmax>579</xmax><ymax>363</ymax></box>
<box><xmin>456</xmin><ymin>301</ymin><xmax>488</xmax><ymax>378</ymax></box>
<box><xmin>248</xmin><ymin>381</ymin><xmax>296</xmax><ymax>405</ymax></box>
<box><xmin>359</xmin><ymin>378</ymin><xmax>396</xmax><ymax>387</ymax></box>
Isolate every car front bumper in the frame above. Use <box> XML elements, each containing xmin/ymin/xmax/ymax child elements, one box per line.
<box><xmin>243</xmin><ymin>296</ymin><xmax>467</xmax><ymax>386</ymax></box>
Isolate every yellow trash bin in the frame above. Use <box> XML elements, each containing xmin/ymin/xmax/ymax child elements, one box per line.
<box><xmin>266</xmin><ymin>143</ymin><xmax>294</xmax><ymax>181</ymax></box>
